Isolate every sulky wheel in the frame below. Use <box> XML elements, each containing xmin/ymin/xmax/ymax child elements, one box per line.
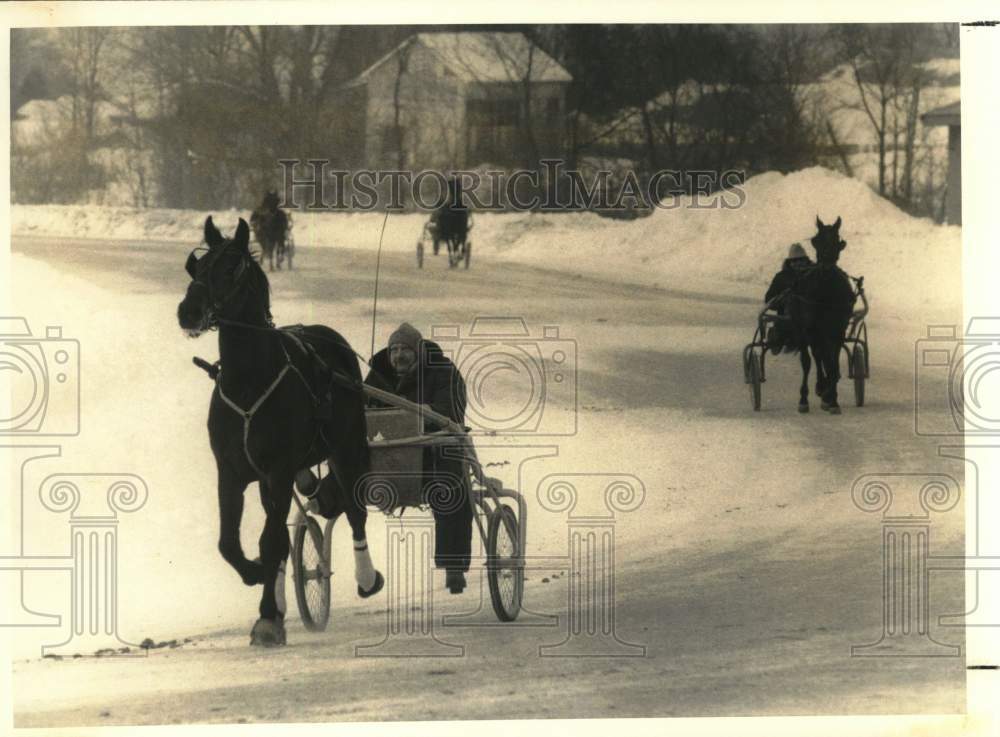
<box><xmin>853</xmin><ymin>344</ymin><xmax>867</xmax><ymax>407</ymax></box>
<box><xmin>293</xmin><ymin>516</ymin><xmax>330</xmax><ymax>631</ymax></box>
<box><xmin>747</xmin><ymin>351</ymin><xmax>762</xmax><ymax>411</ymax></box>
<box><xmin>417</xmin><ymin>241</ymin><xmax>424</xmax><ymax>269</ymax></box>
<box><xmin>487</xmin><ymin>503</ymin><xmax>523</xmax><ymax>622</ymax></box>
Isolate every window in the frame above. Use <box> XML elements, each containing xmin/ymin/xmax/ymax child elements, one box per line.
<box><xmin>467</xmin><ymin>98</ymin><xmax>519</xmax><ymax>127</ymax></box>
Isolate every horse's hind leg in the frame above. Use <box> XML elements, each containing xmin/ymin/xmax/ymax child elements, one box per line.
<box><xmin>217</xmin><ymin>468</ymin><xmax>265</xmax><ymax>586</ymax></box>
<box><xmin>798</xmin><ymin>349</ymin><xmax>811</xmax><ymax>413</ymax></box>
<box><xmin>328</xmin><ymin>443</ymin><xmax>383</xmax><ymax>598</ymax></box>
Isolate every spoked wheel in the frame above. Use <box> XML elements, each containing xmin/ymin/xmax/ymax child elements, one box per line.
<box><xmin>487</xmin><ymin>504</ymin><xmax>523</xmax><ymax>622</ymax></box>
<box><xmin>852</xmin><ymin>344</ymin><xmax>867</xmax><ymax>407</ymax></box>
<box><xmin>293</xmin><ymin>516</ymin><xmax>330</xmax><ymax>632</ymax></box>
<box><xmin>464</xmin><ymin>240</ymin><xmax>471</xmax><ymax>269</ymax></box>
<box><xmin>417</xmin><ymin>241</ymin><xmax>424</xmax><ymax>269</ymax></box>
<box><xmin>747</xmin><ymin>351</ymin><xmax>762</xmax><ymax>411</ymax></box>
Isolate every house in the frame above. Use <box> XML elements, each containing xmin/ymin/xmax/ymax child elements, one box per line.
<box><xmin>345</xmin><ymin>32</ymin><xmax>572</xmax><ymax>171</ymax></box>
<box><xmin>921</xmin><ymin>101</ymin><xmax>961</xmax><ymax>225</ymax></box>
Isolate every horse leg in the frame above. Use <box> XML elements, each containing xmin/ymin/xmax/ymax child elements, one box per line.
<box><xmin>798</xmin><ymin>348</ymin><xmax>811</xmax><ymax>413</ymax></box>
<box><xmin>217</xmin><ymin>468</ymin><xmax>265</xmax><ymax>586</ymax></box>
<box><xmin>813</xmin><ymin>339</ymin><xmax>840</xmax><ymax>413</ymax></box>
<box><xmin>251</xmin><ymin>476</ymin><xmax>293</xmax><ymax>647</ymax></box>
<box><xmin>811</xmin><ymin>343</ymin><xmax>827</xmax><ymax>403</ymax></box>
<box><xmin>822</xmin><ymin>338</ymin><xmax>842</xmax><ymax>413</ymax></box>
<box><xmin>329</xmin><ymin>444</ymin><xmax>383</xmax><ymax>598</ymax></box>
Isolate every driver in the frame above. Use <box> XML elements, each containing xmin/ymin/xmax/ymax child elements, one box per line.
<box><xmin>764</xmin><ymin>243</ymin><xmax>813</xmax><ymax>354</ymax></box>
<box><xmin>365</xmin><ymin>322</ymin><xmax>472</xmax><ymax>595</ymax></box>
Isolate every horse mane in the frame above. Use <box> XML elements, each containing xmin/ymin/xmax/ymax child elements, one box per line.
<box><xmin>243</xmin><ymin>250</ymin><xmax>274</xmax><ymax>327</ymax></box>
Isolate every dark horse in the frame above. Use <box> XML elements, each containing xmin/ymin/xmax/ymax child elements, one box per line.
<box><xmin>249</xmin><ymin>192</ymin><xmax>292</xmax><ymax>271</ymax></box>
<box><xmin>177</xmin><ymin>216</ymin><xmax>382</xmax><ymax>646</ymax></box>
<box><xmin>786</xmin><ymin>216</ymin><xmax>858</xmax><ymax>414</ymax></box>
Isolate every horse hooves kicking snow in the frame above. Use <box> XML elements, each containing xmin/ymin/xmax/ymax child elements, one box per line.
<box><xmin>250</xmin><ymin>617</ymin><xmax>287</xmax><ymax>647</ymax></box>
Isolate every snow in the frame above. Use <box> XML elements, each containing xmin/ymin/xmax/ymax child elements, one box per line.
<box><xmin>5</xmin><ymin>165</ymin><xmax>966</xmax><ymax>721</ymax></box>
<box><xmin>6</xmin><ymin>236</ymin><xmax>965</xmax><ymax>720</ymax></box>
<box><xmin>11</xmin><ymin>166</ymin><xmax>961</xmax><ymax>322</ymax></box>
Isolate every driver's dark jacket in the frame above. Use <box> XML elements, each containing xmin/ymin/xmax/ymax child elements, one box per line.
<box><xmin>364</xmin><ymin>341</ymin><xmax>466</xmax><ymax>431</ymax></box>
<box><xmin>765</xmin><ymin>256</ymin><xmax>813</xmax><ymax>313</ymax></box>
<box><xmin>364</xmin><ymin>341</ymin><xmax>472</xmax><ymax>570</ymax></box>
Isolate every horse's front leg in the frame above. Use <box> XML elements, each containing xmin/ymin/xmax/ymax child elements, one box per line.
<box><xmin>217</xmin><ymin>467</ymin><xmax>265</xmax><ymax>586</ymax></box>
<box><xmin>814</xmin><ymin>339</ymin><xmax>841</xmax><ymax>413</ymax></box>
<box><xmin>251</xmin><ymin>474</ymin><xmax>294</xmax><ymax>647</ymax></box>
<box><xmin>811</xmin><ymin>343</ymin><xmax>827</xmax><ymax>403</ymax></box>
<box><xmin>823</xmin><ymin>339</ymin><xmax>842</xmax><ymax>412</ymax></box>
<box><xmin>798</xmin><ymin>348</ymin><xmax>811</xmax><ymax>413</ymax></box>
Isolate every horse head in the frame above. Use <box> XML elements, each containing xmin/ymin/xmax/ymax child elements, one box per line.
<box><xmin>177</xmin><ymin>216</ymin><xmax>271</xmax><ymax>337</ymax></box>
<box><xmin>810</xmin><ymin>216</ymin><xmax>847</xmax><ymax>265</ymax></box>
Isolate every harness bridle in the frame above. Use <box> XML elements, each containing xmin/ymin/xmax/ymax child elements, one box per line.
<box><xmin>187</xmin><ymin>242</ymin><xmax>314</xmax><ymax>478</ymax></box>
<box><xmin>185</xmin><ymin>243</ymin><xmax>272</xmax><ymax>333</ymax></box>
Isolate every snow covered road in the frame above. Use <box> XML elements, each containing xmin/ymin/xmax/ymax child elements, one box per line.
<box><xmin>9</xmin><ymin>234</ymin><xmax>965</xmax><ymax>725</ymax></box>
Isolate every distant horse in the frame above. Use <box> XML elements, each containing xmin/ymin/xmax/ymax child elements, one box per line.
<box><xmin>786</xmin><ymin>216</ymin><xmax>858</xmax><ymax>414</ymax></box>
<box><xmin>439</xmin><ymin>209</ymin><xmax>469</xmax><ymax>267</ymax></box>
<box><xmin>249</xmin><ymin>197</ymin><xmax>292</xmax><ymax>271</ymax></box>
<box><xmin>176</xmin><ymin>216</ymin><xmax>382</xmax><ymax>646</ymax></box>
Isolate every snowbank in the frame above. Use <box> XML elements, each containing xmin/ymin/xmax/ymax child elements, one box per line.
<box><xmin>11</xmin><ymin>167</ymin><xmax>961</xmax><ymax>320</ymax></box>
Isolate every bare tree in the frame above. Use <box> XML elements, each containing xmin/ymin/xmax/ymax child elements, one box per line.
<box><xmin>390</xmin><ymin>38</ymin><xmax>415</xmax><ymax>170</ymax></box>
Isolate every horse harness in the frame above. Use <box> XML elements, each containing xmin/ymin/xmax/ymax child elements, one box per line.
<box><xmin>785</xmin><ymin>263</ymin><xmax>859</xmax><ymax>308</ymax></box>
<box><xmin>199</xmin><ymin>326</ymin><xmax>358</xmax><ymax>480</ymax></box>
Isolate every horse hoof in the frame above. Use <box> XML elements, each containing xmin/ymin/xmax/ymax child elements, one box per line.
<box><xmin>250</xmin><ymin>617</ymin><xmax>287</xmax><ymax>647</ymax></box>
<box><xmin>821</xmin><ymin>403</ymin><xmax>842</xmax><ymax>414</ymax></box>
<box><xmin>798</xmin><ymin>403</ymin><xmax>809</xmax><ymax>413</ymax></box>
<box><xmin>358</xmin><ymin>570</ymin><xmax>385</xmax><ymax>599</ymax></box>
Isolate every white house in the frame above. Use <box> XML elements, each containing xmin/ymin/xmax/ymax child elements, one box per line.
<box><xmin>346</xmin><ymin>32</ymin><xmax>572</xmax><ymax>171</ymax></box>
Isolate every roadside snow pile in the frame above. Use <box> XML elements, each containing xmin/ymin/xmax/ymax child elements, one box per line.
<box><xmin>10</xmin><ymin>204</ymin><xmax>239</xmax><ymax>242</ymax></box>
<box><xmin>12</xmin><ymin>166</ymin><xmax>960</xmax><ymax>319</ymax></box>
<box><xmin>495</xmin><ymin>166</ymin><xmax>961</xmax><ymax>319</ymax></box>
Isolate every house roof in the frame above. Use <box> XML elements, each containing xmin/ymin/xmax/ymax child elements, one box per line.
<box><xmin>922</xmin><ymin>101</ymin><xmax>961</xmax><ymax>127</ymax></box>
<box><xmin>349</xmin><ymin>32</ymin><xmax>572</xmax><ymax>87</ymax></box>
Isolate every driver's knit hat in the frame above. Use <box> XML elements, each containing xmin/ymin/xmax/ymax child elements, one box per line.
<box><xmin>389</xmin><ymin>322</ymin><xmax>422</xmax><ymax>353</ymax></box>
<box><xmin>788</xmin><ymin>243</ymin><xmax>808</xmax><ymax>260</ymax></box>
